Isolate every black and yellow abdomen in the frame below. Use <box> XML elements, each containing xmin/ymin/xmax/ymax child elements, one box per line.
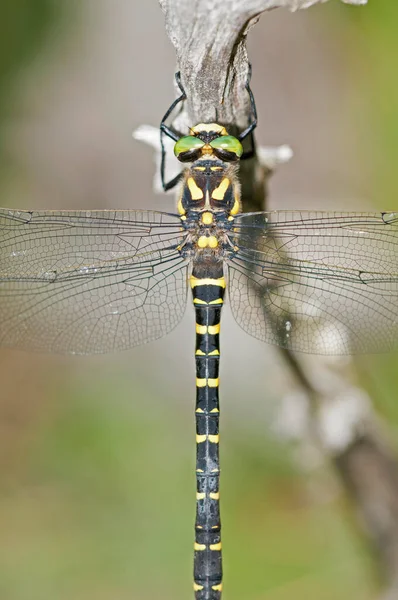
<box><xmin>191</xmin><ymin>265</ymin><xmax>225</xmax><ymax>600</ymax></box>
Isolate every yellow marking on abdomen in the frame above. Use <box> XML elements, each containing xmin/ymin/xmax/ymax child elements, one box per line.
<box><xmin>196</xmin><ymin>407</ymin><xmax>204</xmax><ymax>412</ymax></box>
<box><xmin>208</xmin><ymin>379</ymin><xmax>219</xmax><ymax>388</ymax></box>
<box><xmin>196</xmin><ymin>324</ymin><xmax>207</xmax><ymax>334</ymax></box>
<box><xmin>191</xmin><ymin>276</ymin><xmax>226</xmax><ymax>288</ymax></box>
<box><xmin>196</xmin><ymin>434</ymin><xmax>219</xmax><ymax>444</ymax></box>
<box><xmin>212</xmin><ymin>584</ymin><xmax>223</xmax><ymax>592</ymax></box>
<box><xmin>194</xmin><ymin>583</ymin><xmax>204</xmax><ymax>592</ymax></box>
<box><xmin>212</xmin><ymin>177</ymin><xmax>230</xmax><ymax>200</ymax></box>
<box><xmin>187</xmin><ymin>177</ymin><xmax>204</xmax><ymax>200</ymax></box>
<box><xmin>196</xmin><ymin>378</ymin><xmax>219</xmax><ymax>388</ymax></box>
<box><xmin>196</xmin><ymin>492</ymin><xmax>206</xmax><ymax>500</ymax></box>
<box><xmin>194</xmin><ymin>297</ymin><xmax>223</xmax><ymax>306</ymax></box>
<box><xmin>210</xmin><ymin>407</ymin><xmax>219</xmax><ymax>413</ymax></box>
<box><xmin>210</xmin><ymin>492</ymin><xmax>220</xmax><ymax>500</ymax></box>
<box><xmin>194</xmin><ymin>543</ymin><xmax>206</xmax><ymax>551</ymax></box>
<box><xmin>208</xmin><ymin>324</ymin><xmax>220</xmax><ymax>335</ymax></box>
<box><xmin>210</xmin><ymin>542</ymin><xmax>222</xmax><ymax>551</ymax></box>
<box><xmin>195</xmin><ymin>348</ymin><xmax>220</xmax><ymax>356</ymax></box>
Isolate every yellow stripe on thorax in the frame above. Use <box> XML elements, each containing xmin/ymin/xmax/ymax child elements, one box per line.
<box><xmin>177</xmin><ymin>197</ymin><xmax>185</xmax><ymax>215</ymax></box>
<box><xmin>212</xmin><ymin>177</ymin><xmax>230</xmax><ymax>201</ymax></box>
<box><xmin>187</xmin><ymin>177</ymin><xmax>204</xmax><ymax>200</ymax></box>
<box><xmin>230</xmin><ymin>193</ymin><xmax>241</xmax><ymax>215</ymax></box>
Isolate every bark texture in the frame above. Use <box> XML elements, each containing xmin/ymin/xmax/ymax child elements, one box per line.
<box><xmin>160</xmin><ymin>0</ymin><xmax>367</xmax><ymax>130</ymax></box>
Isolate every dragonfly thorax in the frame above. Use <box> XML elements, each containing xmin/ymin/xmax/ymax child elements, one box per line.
<box><xmin>177</xmin><ymin>158</ymin><xmax>241</xmax><ymax>219</ymax></box>
<box><xmin>178</xmin><ymin>204</ymin><xmax>237</xmax><ymax>265</ymax></box>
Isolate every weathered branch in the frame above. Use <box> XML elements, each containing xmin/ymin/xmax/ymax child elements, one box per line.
<box><xmin>159</xmin><ymin>0</ymin><xmax>367</xmax><ymax>131</ymax></box>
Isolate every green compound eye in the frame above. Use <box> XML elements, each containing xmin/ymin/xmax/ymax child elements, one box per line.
<box><xmin>209</xmin><ymin>136</ymin><xmax>243</xmax><ymax>158</ymax></box>
<box><xmin>174</xmin><ymin>136</ymin><xmax>205</xmax><ymax>158</ymax></box>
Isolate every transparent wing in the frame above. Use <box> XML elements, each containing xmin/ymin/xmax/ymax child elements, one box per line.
<box><xmin>0</xmin><ymin>209</ymin><xmax>188</xmax><ymax>353</ymax></box>
<box><xmin>228</xmin><ymin>211</ymin><xmax>398</xmax><ymax>354</ymax></box>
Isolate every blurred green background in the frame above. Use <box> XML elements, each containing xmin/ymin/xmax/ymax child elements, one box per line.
<box><xmin>0</xmin><ymin>1</ymin><xmax>397</xmax><ymax>599</ymax></box>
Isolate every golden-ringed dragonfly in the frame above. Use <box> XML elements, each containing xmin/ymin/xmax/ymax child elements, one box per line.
<box><xmin>2</xmin><ymin>71</ymin><xmax>398</xmax><ymax>599</ymax></box>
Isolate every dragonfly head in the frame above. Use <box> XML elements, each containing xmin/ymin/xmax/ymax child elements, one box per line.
<box><xmin>174</xmin><ymin>123</ymin><xmax>243</xmax><ymax>163</ymax></box>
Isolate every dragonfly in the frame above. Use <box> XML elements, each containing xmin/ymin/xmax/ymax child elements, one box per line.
<box><xmin>1</xmin><ymin>70</ymin><xmax>398</xmax><ymax>600</ymax></box>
